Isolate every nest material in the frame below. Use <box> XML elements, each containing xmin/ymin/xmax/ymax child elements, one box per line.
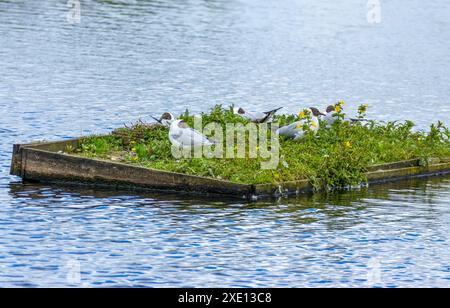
<box><xmin>112</xmin><ymin>120</ymin><xmax>161</xmax><ymax>146</ymax></box>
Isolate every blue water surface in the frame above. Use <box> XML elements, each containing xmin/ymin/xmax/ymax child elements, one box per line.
<box><xmin>0</xmin><ymin>0</ymin><xmax>449</xmax><ymax>287</ymax></box>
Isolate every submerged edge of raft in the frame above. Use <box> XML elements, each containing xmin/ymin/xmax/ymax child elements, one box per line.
<box><xmin>10</xmin><ymin>136</ymin><xmax>450</xmax><ymax>200</ymax></box>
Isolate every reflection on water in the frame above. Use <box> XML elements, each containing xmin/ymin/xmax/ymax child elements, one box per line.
<box><xmin>1</xmin><ymin>176</ymin><xmax>450</xmax><ymax>287</ymax></box>
<box><xmin>0</xmin><ymin>0</ymin><xmax>450</xmax><ymax>287</ymax></box>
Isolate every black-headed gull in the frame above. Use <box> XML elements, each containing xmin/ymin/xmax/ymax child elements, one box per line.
<box><xmin>277</xmin><ymin>107</ymin><xmax>325</xmax><ymax>140</ymax></box>
<box><xmin>233</xmin><ymin>106</ymin><xmax>283</xmax><ymax>123</ymax></box>
<box><xmin>322</xmin><ymin>105</ymin><xmax>368</xmax><ymax>126</ymax></box>
<box><xmin>152</xmin><ymin>112</ymin><xmax>175</xmax><ymax>127</ymax></box>
<box><xmin>169</xmin><ymin>120</ymin><xmax>214</xmax><ymax>148</ymax></box>
<box><xmin>323</xmin><ymin>105</ymin><xmax>338</xmax><ymax>126</ymax></box>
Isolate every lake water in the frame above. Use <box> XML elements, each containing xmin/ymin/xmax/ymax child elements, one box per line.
<box><xmin>0</xmin><ymin>0</ymin><xmax>449</xmax><ymax>287</ymax></box>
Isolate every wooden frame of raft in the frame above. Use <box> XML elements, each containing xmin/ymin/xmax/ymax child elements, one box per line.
<box><xmin>10</xmin><ymin>137</ymin><xmax>450</xmax><ymax>199</ymax></box>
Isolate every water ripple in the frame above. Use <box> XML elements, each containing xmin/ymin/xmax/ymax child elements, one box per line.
<box><xmin>0</xmin><ymin>0</ymin><xmax>450</xmax><ymax>287</ymax></box>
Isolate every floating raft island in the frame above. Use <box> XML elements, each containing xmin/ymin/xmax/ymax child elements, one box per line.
<box><xmin>9</xmin><ymin>139</ymin><xmax>450</xmax><ymax>199</ymax></box>
<box><xmin>10</xmin><ymin>105</ymin><xmax>450</xmax><ymax>199</ymax></box>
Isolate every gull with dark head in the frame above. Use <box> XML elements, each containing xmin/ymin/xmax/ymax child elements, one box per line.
<box><xmin>323</xmin><ymin>105</ymin><xmax>338</xmax><ymax>126</ymax></box>
<box><xmin>152</xmin><ymin>112</ymin><xmax>175</xmax><ymax>127</ymax></box>
<box><xmin>277</xmin><ymin>107</ymin><xmax>325</xmax><ymax>140</ymax></box>
<box><xmin>322</xmin><ymin>105</ymin><xmax>368</xmax><ymax>126</ymax></box>
<box><xmin>169</xmin><ymin>120</ymin><xmax>214</xmax><ymax>148</ymax></box>
<box><xmin>233</xmin><ymin>106</ymin><xmax>283</xmax><ymax>123</ymax></box>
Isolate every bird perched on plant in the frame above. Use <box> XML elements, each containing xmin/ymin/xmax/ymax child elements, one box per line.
<box><xmin>322</xmin><ymin>104</ymin><xmax>368</xmax><ymax>127</ymax></box>
<box><xmin>277</xmin><ymin>107</ymin><xmax>325</xmax><ymax>140</ymax></box>
<box><xmin>169</xmin><ymin>120</ymin><xmax>215</xmax><ymax>148</ymax></box>
<box><xmin>323</xmin><ymin>105</ymin><xmax>339</xmax><ymax>126</ymax></box>
<box><xmin>152</xmin><ymin>112</ymin><xmax>174</xmax><ymax>127</ymax></box>
<box><xmin>233</xmin><ymin>106</ymin><xmax>283</xmax><ymax>123</ymax></box>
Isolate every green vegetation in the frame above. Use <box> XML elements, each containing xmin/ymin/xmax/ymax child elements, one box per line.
<box><xmin>70</xmin><ymin>103</ymin><xmax>450</xmax><ymax>191</ymax></box>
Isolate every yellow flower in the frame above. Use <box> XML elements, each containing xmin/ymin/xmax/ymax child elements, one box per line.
<box><xmin>359</xmin><ymin>104</ymin><xmax>368</xmax><ymax>111</ymax></box>
<box><xmin>311</xmin><ymin>122</ymin><xmax>317</xmax><ymax>128</ymax></box>
<box><xmin>132</xmin><ymin>147</ymin><xmax>136</xmax><ymax>152</ymax></box>
<box><xmin>345</xmin><ymin>141</ymin><xmax>352</xmax><ymax>148</ymax></box>
<box><xmin>335</xmin><ymin>105</ymin><xmax>341</xmax><ymax>113</ymax></box>
<box><xmin>299</xmin><ymin>111</ymin><xmax>306</xmax><ymax>119</ymax></box>
<box><xmin>296</xmin><ymin>123</ymin><xmax>302</xmax><ymax>129</ymax></box>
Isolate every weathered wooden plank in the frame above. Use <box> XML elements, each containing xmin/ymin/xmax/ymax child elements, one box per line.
<box><xmin>20</xmin><ymin>147</ymin><xmax>254</xmax><ymax>198</ymax></box>
<box><xmin>366</xmin><ymin>159</ymin><xmax>419</xmax><ymax>171</ymax></box>
<box><xmin>10</xmin><ymin>144</ymin><xmax>22</xmax><ymax>176</ymax></box>
<box><xmin>367</xmin><ymin>162</ymin><xmax>450</xmax><ymax>184</ymax></box>
<box><xmin>367</xmin><ymin>157</ymin><xmax>450</xmax><ymax>172</ymax></box>
<box><xmin>25</xmin><ymin>138</ymin><xmax>82</xmax><ymax>152</ymax></box>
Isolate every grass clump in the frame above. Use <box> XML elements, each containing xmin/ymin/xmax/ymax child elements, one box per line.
<box><xmin>70</xmin><ymin>104</ymin><xmax>450</xmax><ymax>191</ymax></box>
